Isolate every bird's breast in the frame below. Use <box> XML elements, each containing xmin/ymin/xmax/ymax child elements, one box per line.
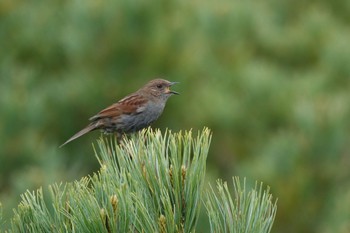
<box><xmin>113</xmin><ymin>101</ymin><xmax>165</xmax><ymax>133</ymax></box>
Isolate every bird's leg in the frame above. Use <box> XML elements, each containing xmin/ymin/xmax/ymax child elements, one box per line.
<box><xmin>113</xmin><ymin>132</ymin><xmax>122</xmax><ymax>144</ymax></box>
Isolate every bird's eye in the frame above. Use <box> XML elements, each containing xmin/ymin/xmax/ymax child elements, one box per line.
<box><xmin>156</xmin><ymin>84</ymin><xmax>163</xmax><ymax>89</ymax></box>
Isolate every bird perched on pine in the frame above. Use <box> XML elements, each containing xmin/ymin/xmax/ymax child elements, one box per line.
<box><xmin>60</xmin><ymin>78</ymin><xmax>179</xmax><ymax>147</ymax></box>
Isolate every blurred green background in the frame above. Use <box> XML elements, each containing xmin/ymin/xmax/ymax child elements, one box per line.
<box><xmin>1</xmin><ymin>0</ymin><xmax>350</xmax><ymax>232</ymax></box>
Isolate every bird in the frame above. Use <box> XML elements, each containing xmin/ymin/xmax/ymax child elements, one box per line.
<box><xmin>60</xmin><ymin>78</ymin><xmax>179</xmax><ymax>147</ymax></box>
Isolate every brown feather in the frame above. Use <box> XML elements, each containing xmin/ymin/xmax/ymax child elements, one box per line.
<box><xmin>59</xmin><ymin>124</ymin><xmax>97</xmax><ymax>147</ymax></box>
<box><xmin>89</xmin><ymin>94</ymin><xmax>147</xmax><ymax>121</ymax></box>
<box><xmin>89</xmin><ymin>103</ymin><xmax>123</xmax><ymax>121</ymax></box>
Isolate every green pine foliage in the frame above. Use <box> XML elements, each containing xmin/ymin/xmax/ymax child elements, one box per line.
<box><xmin>5</xmin><ymin>129</ymin><xmax>276</xmax><ymax>233</ymax></box>
<box><xmin>205</xmin><ymin>178</ymin><xmax>276</xmax><ymax>233</ymax></box>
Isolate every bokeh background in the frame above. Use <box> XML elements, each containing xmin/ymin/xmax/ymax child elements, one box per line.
<box><xmin>1</xmin><ymin>0</ymin><xmax>350</xmax><ymax>232</ymax></box>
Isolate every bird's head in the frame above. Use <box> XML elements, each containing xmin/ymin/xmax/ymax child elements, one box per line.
<box><xmin>143</xmin><ymin>79</ymin><xmax>179</xmax><ymax>98</ymax></box>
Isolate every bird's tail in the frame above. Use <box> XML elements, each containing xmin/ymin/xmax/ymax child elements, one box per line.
<box><xmin>60</xmin><ymin>124</ymin><xmax>97</xmax><ymax>148</ymax></box>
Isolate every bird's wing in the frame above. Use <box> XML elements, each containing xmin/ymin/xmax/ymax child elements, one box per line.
<box><xmin>89</xmin><ymin>94</ymin><xmax>147</xmax><ymax>121</ymax></box>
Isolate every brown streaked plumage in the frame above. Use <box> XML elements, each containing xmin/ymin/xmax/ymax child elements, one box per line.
<box><xmin>60</xmin><ymin>79</ymin><xmax>179</xmax><ymax>147</ymax></box>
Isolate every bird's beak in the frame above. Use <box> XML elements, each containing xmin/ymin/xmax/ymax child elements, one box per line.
<box><xmin>167</xmin><ymin>82</ymin><xmax>180</xmax><ymax>95</ymax></box>
<box><xmin>170</xmin><ymin>81</ymin><xmax>179</xmax><ymax>86</ymax></box>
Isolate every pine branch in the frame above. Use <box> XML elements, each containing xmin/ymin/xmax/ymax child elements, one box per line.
<box><xmin>5</xmin><ymin>128</ymin><xmax>277</xmax><ymax>233</ymax></box>
<box><xmin>8</xmin><ymin>128</ymin><xmax>211</xmax><ymax>232</ymax></box>
<box><xmin>205</xmin><ymin>177</ymin><xmax>277</xmax><ymax>233</ymax></box>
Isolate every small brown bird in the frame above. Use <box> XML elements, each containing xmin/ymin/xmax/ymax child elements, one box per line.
<box><xmin>60</xmin><ymin>79</ymin><xmax>179</xmax><ymax>147</ymax></box>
